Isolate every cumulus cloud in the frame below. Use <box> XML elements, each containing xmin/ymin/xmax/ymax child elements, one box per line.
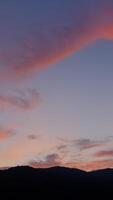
<box><xmin>0</xmin><ymin>0</ymin><xmax>113</xmax><ymax>80</ymax></box>
<box><xmin>0</xmin><ymin>126</ymin><xmax>15</xmax><ymax>141</ymax></box>
<box><xmin>0</xmin><ymin>89</ymin><xmax>41</xmax><ymax>111</ymax></box>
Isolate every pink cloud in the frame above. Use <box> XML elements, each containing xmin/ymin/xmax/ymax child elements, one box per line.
<box><xmin>0</xmin><ymin>1</ymin><xmax>113</xmax><ymax>81</ymax></box>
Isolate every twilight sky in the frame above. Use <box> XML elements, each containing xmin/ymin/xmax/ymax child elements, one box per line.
<box><xmin>0</xmin><ymin>0</ymin><xmax>113</xmax><ymax>171</ymax></box>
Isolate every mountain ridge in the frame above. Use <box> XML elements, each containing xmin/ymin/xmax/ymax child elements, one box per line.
<box><xmin>1</xmin><ymin>165</ymin><xmax>113</xmax><ymax>172</ymax></box>
<box><xmin>0</xmin><ymin>165</ymin><xmax>113</xmax><ymax>198</ymax></box>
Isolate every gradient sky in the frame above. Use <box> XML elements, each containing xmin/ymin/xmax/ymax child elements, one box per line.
<box><xmin>0</xmin><ymin>0</ymin><xmax>113</xmax><ymax>171</ymax></box>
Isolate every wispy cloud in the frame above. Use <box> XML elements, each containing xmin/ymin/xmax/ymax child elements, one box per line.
<box><xmin>57</xmin><ymin>144</ymin><xmax>67</xmax><ymax>151</ymax></box>
<box><xmin>0</xmin><ymin>89</ymin><xmax>41</xmax><ymax>111</ymax></box>
<box><xmin>95</xmin><ymin>150</ymin><xmax>113</xmax><ymax>158</ymax></box>
<box><xmin>74</xmin><ymin>138</ymin><xmax>106</xmax><ymax>150</ymax></box>
<box><xmin>57</xmin><ymin>137</ymin><xmax>108</xmax><ymax>151</ymax></box>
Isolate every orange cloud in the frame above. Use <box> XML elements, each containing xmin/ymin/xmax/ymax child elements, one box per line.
<box><xmin>0</xmin><ymin>89</ymin><xmax>41</xmax><ymax>111</ymax></box>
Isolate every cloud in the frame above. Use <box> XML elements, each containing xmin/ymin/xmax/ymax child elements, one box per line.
<box><xmin>0</xmin><ymin>126</ymin><xmax>15</xmax><ymax>141</ymax></box>
<box><xmin>28</xmin><ymin>137</ymin><xmax>111</xmax><ymax>171</ymax></box>
<box><xmin>0</xmin><ymin>89</ymin><xmax>41</xmax><ymax>111</ymax></box>
<box><xmin>27</xmin><ymin>134</ymin><xmax>39</xmax><ymax>140</ymax></box>
<box><xmin>0</xmin><ymin>0</ymin><xmax>113</xmax><ymax>80</ymax></box>
<box><xmin>95</xmin><ymin>150</ymin><xmax>113</xmax><ymax>158</ymax></box>
<box><xmin>29</xmin><ymin>153</ymin><xmax>62</xmax><ymax>168</ymax></box>
<box><xmin>57</xmin><ymin>137</ymin><xmax>107</xmax><ymax>151</ymax></box>
<box><xmin>29</xmin><ymin>152</ymin><xmax>113</xmax><ymax>171</ymax></box>
<box><xmin>57</xmin><ymin>144</ymin><xmax>67</xmax><ymax>151</ymax></box>
<box><xmin>74</xmin><ymin>138</ymin><xmax>106</xmax><ymax>150</ymax></box>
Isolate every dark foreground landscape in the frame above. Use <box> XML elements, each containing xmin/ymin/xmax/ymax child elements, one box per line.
<box><xmin>1</xmin><ymin>166</ymin><xmax>113</xmax><ymax>198</ymax></box>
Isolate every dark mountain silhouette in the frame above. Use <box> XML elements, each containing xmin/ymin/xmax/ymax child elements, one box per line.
<box><xmin>0</xmin><ymin>166</ymin><xmax>113</xmax><ymax>198</ymax></box>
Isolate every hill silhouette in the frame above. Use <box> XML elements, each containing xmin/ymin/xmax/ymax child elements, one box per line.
<box><xmin>0</xmin><ymin>166</ymin><xmax>113</xmax><ymax>198</ymax></box>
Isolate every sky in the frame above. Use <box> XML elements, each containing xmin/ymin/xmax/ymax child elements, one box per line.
<box><xmin>0</xmin><ymin>0</ymin><xmax>113</xmax><ymax>171</ymax></box>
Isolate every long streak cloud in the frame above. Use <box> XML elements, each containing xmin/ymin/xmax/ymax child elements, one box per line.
<box><xmin>0</xmin><ymin>0</ymin><xmax>113</xmax><ymax>80</ymax></box>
